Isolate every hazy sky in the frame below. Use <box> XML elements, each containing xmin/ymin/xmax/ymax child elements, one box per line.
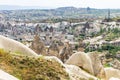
<box><xmin>0</xmin><ymin>0</ymin><xmax>119</xmax><ymax>9</ymax></box>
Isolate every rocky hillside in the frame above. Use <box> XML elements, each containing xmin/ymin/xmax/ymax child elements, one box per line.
<box><xmin>0</xmin><ymin>49</ymin><xmax>70</xmax><ymax>80</ymax></box>
<box><xmin>0</xmin><ymin>48</ymin><xmax>97</xmax><ymax>80</ymax></box>
<box><xmin>1</xmin><ymin>35</ymin><xmax>120</xmax><ymax>80</ymax></box>
<box><xmin>1</xmin><ymin>7</ymin><xmax>120</xmax><ymax>21</ymax></box>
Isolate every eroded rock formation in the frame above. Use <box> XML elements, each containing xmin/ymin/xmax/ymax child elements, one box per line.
<box><xmin>105</xmin><ymin>68</ymin><xmax>120</xmax><ymax>80</ymax></box>
<box><xmin>66</xmin><ymin>52</ymin><xmax>94</xmax><ymax>74</ymax></box>
<box><xmin>59</xmin><ymin>41</ymin><xmax>73</xmax><ymax>62</ymax></box>
<box><xmin>30</xmin><ymin>35</ymin><xmax>46</xmax><ymax>55</ymax></box>
<box><xmin>0</xmin><ymin>35</ymin><xmax>38</xmax><ymax>56</ymax></box>
<box><xmin>1</xmin><ymin>35</ymin><xmax>120</xmax><ymax>80</ymax></box>
<box><xmin>66</xmin><ymin>52</ymin><xmax>106</xmax><ymax>79</ymax></box>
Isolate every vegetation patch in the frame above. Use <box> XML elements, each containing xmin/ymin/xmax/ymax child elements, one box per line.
<box><xmin>0</xmin><ymin>49</ymin><xmax>70</xmax><ymax>80</ymax></box>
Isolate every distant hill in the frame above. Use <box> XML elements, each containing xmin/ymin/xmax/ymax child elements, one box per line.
<box><xmin>0</xmin><ymin>6</ymin><xmax>120</xmax><ymax>21</ymax></box>
<box><xmin>0</xmin><ymin>5</ymin><xmax>49</xmax><ymax>10</ymax></box>
<box><xmin>0</xmin><ymin>5</ymin><xmax>22</xmax><ymax>10</ymax></box>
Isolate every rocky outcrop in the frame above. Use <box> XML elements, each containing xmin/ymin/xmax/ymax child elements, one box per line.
<box><xmin>66</xmin><ymin>52</ymin><xmax>106</xmax><ymax>79</ymax></box>
<box><xmin>65</xmin><ymin>64</ymin><xmax>98</xmax><ymax>80</ymax></box>
<box><xmin>0</xmin><ymin>35</ymin><xmax>38</xmax><ymax>56</ymax></box>
<box><xmin>45</xmin><ymin>55</ymin><xmax>98</xmax><ymax>80</ymax></box>
<box><xmin>105</xmin><ymin>68</ymin><xmax>120</xmax><ymax>80</ymax></box>
<box><xmin>1</xmin><ymin>35</ymin><xmax>120</xmax><ymax>80</ymax></box>
<box><xmin>88</xmin><ymin>52</ymin><xmax>106</xmax><ymax>78</ymax></box>
<box><xmin>59</xmin><ymin>41</ymin><xmax>73</xmax><ymax>62</ymax></box>
<box><xmin>49</xmin><ymin>40</ymin><xmax>59</xmax><ymax>53</ymax></box>
<box><xmin>65</xmin><ymin>52</ymin><xmax>94</xmax><ymax>75</ymax></box>
<box><xmin>30</xmin><ymin>35</ymin><xmax>46</xmax><ymax>55</ymax></box>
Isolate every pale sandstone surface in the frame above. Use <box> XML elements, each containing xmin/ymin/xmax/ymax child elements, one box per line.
<box><xmin>0</xmin><ymin>35</ymin><xmax>38</xmax><ymax>56</ymax></box>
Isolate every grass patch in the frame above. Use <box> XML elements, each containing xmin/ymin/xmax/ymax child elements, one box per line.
<box><xmin>104</xmin><ymin>63</ymin><xmax>111</xmax><ymax>68</ymax></box>
<box><xmin>0</xmin><ymin>49</ymin><xmax>70</xmax><ymax>80</ymax></box>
